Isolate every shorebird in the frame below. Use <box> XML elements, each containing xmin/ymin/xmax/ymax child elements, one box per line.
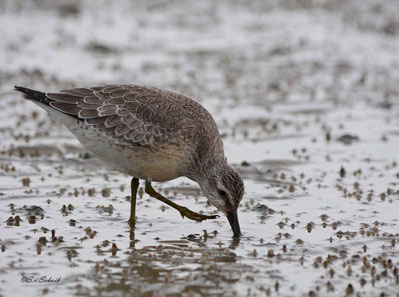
<box><xmin>15</xmin><ymin>85</ymin><xmax>244</xmax><ymax>237</ymax></box>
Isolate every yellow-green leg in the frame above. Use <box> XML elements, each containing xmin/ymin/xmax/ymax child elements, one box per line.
<box><xmin>128</xmin><ymin>177</ymin><xmax>139</xmax><ymax>225</ymax></box>
<box><xmin>144</xmin><ymin>181</ymin><xmax>218</xmax><ymax>222</ymax></box>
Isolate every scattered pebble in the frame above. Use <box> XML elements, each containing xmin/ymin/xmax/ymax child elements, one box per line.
<box><xmin>101</xmin><ymin>188</ymin><xmax>111</xmax><ymax>198</ymax></box>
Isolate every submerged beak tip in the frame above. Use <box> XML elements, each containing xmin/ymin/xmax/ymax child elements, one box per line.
<box><xmin>227</xmin><ymin>211</ymin><xmax>242</xmax><ymax>238</ymax></box>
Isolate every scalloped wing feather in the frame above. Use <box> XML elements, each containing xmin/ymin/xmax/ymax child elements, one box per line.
<box><xmin>44</xmin><ymin>85</ymin><xmax>187</xmax><ymax>146</ymax></box>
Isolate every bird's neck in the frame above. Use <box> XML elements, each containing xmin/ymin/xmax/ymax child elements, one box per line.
<box><xmin>186</xmin><ymin>156</ymin><xmax>226</xmax><ymax>186</ymax></box>
<box><xmin>184</xmin><ymin>131</ymin><xmax>226</xmax><ymax>184</ymax></box>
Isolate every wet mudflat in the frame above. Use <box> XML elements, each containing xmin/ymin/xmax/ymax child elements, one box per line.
<box><xmin>1</xmin><ymin>1</ymin><xmax>399</xmax><ymax>296</ymax></box>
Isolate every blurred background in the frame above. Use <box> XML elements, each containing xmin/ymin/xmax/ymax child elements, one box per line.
<box><xmin>1</xmin><ymin>1</ymin><xmax>399</xmax><ymax>297</ymax></box>
<box><xmin>1</xmin><ymin>0</ymin><xmax>399</xmax><ymax>105</ymax></box>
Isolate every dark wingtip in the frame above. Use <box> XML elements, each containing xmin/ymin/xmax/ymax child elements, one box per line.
<box><xmin>14</xmin><ymin>85</ymin><xmax>31</xmax><ymax>95</ymax></box>
<box><xmin>14</xmin><ymin>86</ymin><xmax>49</xmax><ymax>104</ymax></box>
<box><xmin>14</xmin><ymin>86</ymin><xmax>33</xmax><ymax>100</ymax></box>
<box><xmin>14</xmin><ymin>85</ymin><xmax>31</xmax><ymax>92</ymax></box>
<box><xmin>14</xmin><ymin>86</ymin><xmax>27</xmax><ymax>94</ymax></box>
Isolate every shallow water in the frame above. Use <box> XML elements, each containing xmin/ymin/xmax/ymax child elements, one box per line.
<box><xmin>1</xmin><ymin>1</ymin><xmax>399</xmax><ymax>296</ymax></box>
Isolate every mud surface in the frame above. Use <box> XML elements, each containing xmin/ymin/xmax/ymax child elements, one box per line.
<box><xmin>1</xmin><ymin>1</ymin><xmax>399</xmax><ymax>296</ymax></box>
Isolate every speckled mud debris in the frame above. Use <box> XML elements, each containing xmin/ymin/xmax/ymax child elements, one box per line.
<box><xmin>1</xmin><ymin>1</ymin><xmax>399</xmax><ymax>296</ymax></box>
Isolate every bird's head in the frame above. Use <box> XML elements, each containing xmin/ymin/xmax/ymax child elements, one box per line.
<box><xmin>198</xmin><ymin>163</ymin><xmax>244</xmax><ymax>237</ymax></box>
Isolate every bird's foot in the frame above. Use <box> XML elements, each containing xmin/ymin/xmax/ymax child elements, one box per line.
<box><xmin>144</xmin><ymin>181</ymin><xmax>219</xmax><ymax>222</ymax></box>
<box><xmin>177</xmin><ymin>206</ymin><xmax>219</xmax><ymax>222</ymax></box>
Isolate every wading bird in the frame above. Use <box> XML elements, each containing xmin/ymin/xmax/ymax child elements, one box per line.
<box><xmin>15</xmin><ymin>85</ymin><xmax>244</xmax><ymax>237</ymax></box>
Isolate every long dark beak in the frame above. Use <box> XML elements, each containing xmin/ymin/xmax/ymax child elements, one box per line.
<box><xmin>226</xmin><ymin>211</ymin><xmax>242</xmax><ymax>237</ymax></box>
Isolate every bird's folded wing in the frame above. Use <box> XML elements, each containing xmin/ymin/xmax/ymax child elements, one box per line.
<box><xmin>47</xmin><ymin>85</ymin><xmax>186</xmax><ymax>146</ymax></box>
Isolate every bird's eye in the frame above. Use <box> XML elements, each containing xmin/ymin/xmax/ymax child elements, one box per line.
<box><xmin>218</xmin><ymin>189</ymin><xmax>227</xmax><ymax>198</ymax></box>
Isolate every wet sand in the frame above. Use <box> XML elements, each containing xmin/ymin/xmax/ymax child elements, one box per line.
<box><xmin>1</xmin><ymin>1</ymin><xmax>399</xmax><ymax>296</ymax></box>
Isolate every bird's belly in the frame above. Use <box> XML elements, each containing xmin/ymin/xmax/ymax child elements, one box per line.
<box><xmin>68</xmin><ymin>121</ymin><xmax>185</xmax><ymax>182</ymax></box>
<box><xmin>117</xmin><ymin>144</ymin><xmax>185</xmax><ymax>182</ymax></box>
